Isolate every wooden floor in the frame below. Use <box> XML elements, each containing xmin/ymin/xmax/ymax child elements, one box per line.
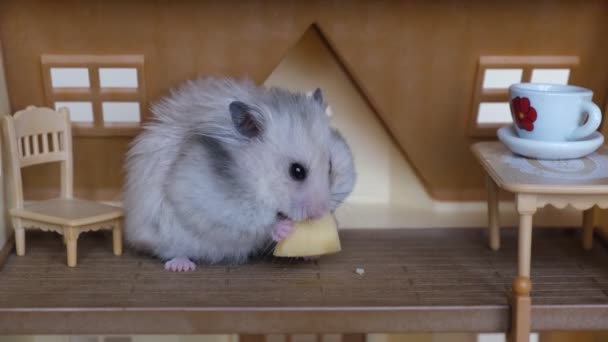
<box><xmin>1</xmin><ymin>228</ymin><xmax>608</xmax><ymax>334</ymax></box>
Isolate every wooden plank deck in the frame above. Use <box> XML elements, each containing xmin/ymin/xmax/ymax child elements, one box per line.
<box><xmin>1</xmin><ymin>228</ymin><xmax>607</xmax><ymax>334</ymax></box>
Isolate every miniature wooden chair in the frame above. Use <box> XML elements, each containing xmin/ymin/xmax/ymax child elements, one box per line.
<box><xmin>3</xmin><ymin>105</ymin><xmax>123</xmax><ymax>267</ymax></box>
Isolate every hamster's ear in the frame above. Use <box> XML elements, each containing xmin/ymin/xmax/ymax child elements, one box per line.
<box><xmin>312</xmin><ymin>88</ymin><xmax>323</xmax><ymax>104</ymax></box>
<box><xmin>307</xmin><ymin>88</ymin><xmax>332</xmax><ymax>116</ymax></box>
<box><xmin>229</xmin><ymin>101</ymin><xmax>263</xmax><ymax>138</ymax></box>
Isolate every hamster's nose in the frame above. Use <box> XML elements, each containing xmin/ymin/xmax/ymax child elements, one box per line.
<box><xmin>308</xmin><ymin>204</ymin><xmax>328</xmax><ymax>220</ymax></box>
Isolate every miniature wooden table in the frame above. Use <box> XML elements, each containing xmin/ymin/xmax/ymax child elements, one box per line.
<box><xmin>471</xmin><ymin>141</ymin><xmax>608</xmax><ymax>342</ymax></box>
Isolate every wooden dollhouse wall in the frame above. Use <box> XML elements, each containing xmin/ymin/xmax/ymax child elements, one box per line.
<box><xmin>0</xmin><ymin>41</ymin><xmax>8</xmax><ymax>248</ymax></box>
<box><xmin>0</xmin><ymin>0</ymin><xmax>607</xmax><ymax>205</ymax></box>
<box><xmin>260</xmin><ymin>25</ymin><xmax>588</xmax><ymax>229</ymax></box>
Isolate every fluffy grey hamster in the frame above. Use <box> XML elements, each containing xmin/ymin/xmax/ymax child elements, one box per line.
<box><xmin>123</xmin><ymin>77</ymin><xmax>356</xmax><ymax>271</ymax></box>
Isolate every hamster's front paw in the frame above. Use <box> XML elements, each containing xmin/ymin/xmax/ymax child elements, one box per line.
<box><xmin>164</xmin><ymin>257</ymin><xmax>197</xmax><ymax>272</ymax></box>
<box><xmin>272</xmin><ymin>219</ymin><xmax>294</xmax><ymax>242</ymax></box>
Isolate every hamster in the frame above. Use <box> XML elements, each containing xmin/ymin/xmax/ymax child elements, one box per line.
<box><xmin>123</xmin><ymin>77</ymin><xmax>356</xmax><ymax>272</ymax></box>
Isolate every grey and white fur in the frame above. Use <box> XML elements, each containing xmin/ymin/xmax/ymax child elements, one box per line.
<box><xmin>123</xmin><ymin>77</ymin><xmax>356</xmax><ymax>271</ymax></box>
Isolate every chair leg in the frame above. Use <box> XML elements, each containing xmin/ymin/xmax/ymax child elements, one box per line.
<box><xmin>113</xmin><ymin>220</ymin><xmax>123</xmax><ymax>256</ymax></box>
<box><xmin>13</xmin><ymin>218</ymin><xmax>25</xmax><ymax>256</ymax></box>
<box><xmin>65</xmin><ymin>228</ymin><xmax>79</xmax><ymax>267</ymax></box>
<box><xmin>582</xmin><ymin>208</ymin><xmax>594</xmax><ymax>250</ymax></box>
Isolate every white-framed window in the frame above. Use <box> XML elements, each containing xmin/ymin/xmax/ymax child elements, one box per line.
<box><xmin>41</xmin><ymin>54</ymin><xmax>146</xmax><ymax>136</ymax></box>
<box><xmin>468</xmin><ymin>56</ymin><xmax>579</xmax><ymax>137</ymax></box>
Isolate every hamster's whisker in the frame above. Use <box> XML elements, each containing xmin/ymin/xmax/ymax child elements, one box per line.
<box><xmin>260</xmin><ymin>240</ymin><xmax>276</xmax><ymax>257</ymax></box>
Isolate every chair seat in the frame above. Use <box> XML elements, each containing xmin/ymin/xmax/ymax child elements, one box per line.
<box><xmin>10</xmin><ymin>198</ymin><xmax>123</xmax><ymax>227</ymax></box>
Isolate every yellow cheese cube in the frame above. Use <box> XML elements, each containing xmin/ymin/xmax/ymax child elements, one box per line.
<box><xmin>273</xmin><ymin>213</ymin><xmax>341</xmax><ymax>257</ymax></box>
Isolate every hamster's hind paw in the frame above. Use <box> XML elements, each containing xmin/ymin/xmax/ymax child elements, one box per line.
<box><xmin>272</xmin><ymin>219</ymin><xmax>294</xmax><ymax>242</ymax></box>
<box><xmin>164</xmin><ymin>257</ymin><xmax>197</xmax><ymax>272</ymax></box>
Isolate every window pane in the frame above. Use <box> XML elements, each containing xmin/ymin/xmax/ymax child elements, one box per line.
<box><xmin>99</xmin><ymin>68</ymin><xmax>138</xmax><ymax>88</ymax></box>
<box><xmin>50</xmin><ymin>68</ymin><xmax>90</xmax><ymax>88</ymax></box>
<box><xmin>477</xmin><ymin>102</ymin><xmax>512</xmax><ymax>125</ymax></box>
<box><xmin>482</xmin><ymin>69</ymin><xmax>523</xmax><ymax>89</ymax></box>
<box><xmin>102</xmin><ymin>101</ymin><xmax>140</xmax><ymax>122</ymax></box>
<box><xmin>531</xmin><ymin>68</ymin><xmax>570</xmax><ymax>85</ymax></box>
<box><xmin>54</xmin><ymin>101</ymin><xmax>94</xmax><ymax>122</ymax></box>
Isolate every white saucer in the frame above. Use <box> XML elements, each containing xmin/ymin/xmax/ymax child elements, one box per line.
<box><xmin>497</xmin><ymin>125</ymin><xmax>604</xmax><ymax>160</ymax></box>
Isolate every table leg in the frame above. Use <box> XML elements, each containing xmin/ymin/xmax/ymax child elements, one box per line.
<box><xmin>518</xmin><ymin>213</ymin><xmax>533</xmax><ymax>277</ymax></box>
<box><xmin>510</xmin><ymin>276</ymin><xmax>532</xmax><ymax>342</ymax></box>
<box><xmin>582</xmin><ymin>208</ymin><xmax>595</xmax><ymax>251</ymax></box>
<box><xmin>486</xmin><ymin>175</ymin><xmax>500</xmax><ymax>251</ymax></box>
<box><xmin>510</xmin><ymin>194</ymin><xmax>537</xmax><ymax>342</ymax></box>
<box><xmin>113</xmin><ymin>220</ymin><xmax>123</xmax><ymax>256</ymax></box>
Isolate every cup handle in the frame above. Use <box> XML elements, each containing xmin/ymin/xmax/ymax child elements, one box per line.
<box><xmin>568</xmin><ymin>100</ymin><xmax>602</xmax><ymax>141</ymax></box>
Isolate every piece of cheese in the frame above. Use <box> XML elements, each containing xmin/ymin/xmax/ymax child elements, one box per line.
<box><xmin>273</xmin><ymin>213</ymin><xmax>341</xmax><ymax>257</ymax></box>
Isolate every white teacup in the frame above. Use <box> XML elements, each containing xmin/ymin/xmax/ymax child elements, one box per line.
<box><xmin>508</xmin><ymin>83</ymin><xmax>602</xmax><ymax>142</ymax></box>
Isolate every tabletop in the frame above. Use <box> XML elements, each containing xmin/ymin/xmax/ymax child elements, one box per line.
<box><xmin>471</xmin><ymin>142</ymin><xmax>608</xmax><ymax>194</ymax></box>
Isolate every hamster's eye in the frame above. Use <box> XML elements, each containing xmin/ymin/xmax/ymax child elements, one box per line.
<box><xmin>289</xmin><ymin>163</ymin><xmax>307</xmax><ymax>181</ymax></box>
<box><xmin>329</xmin><ymin>160</ymin><xmax>332</xmax><ymax>175</ymax></box>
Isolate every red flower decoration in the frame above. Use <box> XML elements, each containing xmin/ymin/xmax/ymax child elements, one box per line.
<box><xmin>511</xmin><ymin>96</ymin><xmax>537</xmax><ymax>131</ymax></box>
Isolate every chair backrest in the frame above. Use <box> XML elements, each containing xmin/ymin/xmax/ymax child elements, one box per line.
<box><xmin>3</xmin><ymin>105</ymin><xmax>73</xmax><ymax>208</ymax></box>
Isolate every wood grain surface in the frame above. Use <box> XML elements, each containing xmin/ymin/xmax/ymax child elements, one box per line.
<box><xmin>1</xmin><ymin>228</ymin><xmax>607</xmax><ymax>334</ymax></box>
